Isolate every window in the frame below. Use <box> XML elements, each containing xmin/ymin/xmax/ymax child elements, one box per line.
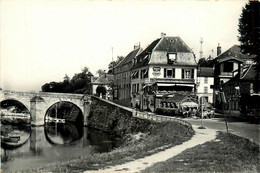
<box><xmin>141</xmin><ymin>69</ymin><xmax>148</xmax><ymax>79</ymax></box>
<box><xmin>182</xmin><ymin>69</ymin><xmax>194</xmax><ymax>79</ymax></box>
<box><xmin>204</xmin><ymin>77</ymin><xmax>208</xmax><ymax>84</ymax></box>
<box><xmin>223</xmin><ymin>62</ymin><xmax>233</xmax><ymax>72</ymax></box>
<box><xmin>164</xmin><ymin>68</ymin><xmax>175</xmax><ymax>78</ymax></box>
<box><xmin>204</xmin><ymin>86</ymin><xmax>208</xmax><ymax>93</ymax></box>
<box><xmin>168</xmin><ymin>53</ymin><xmax>176</xmax><ymax>64</ymax></box>
<box><xmin>132</xmin><ymin>70</ymin><xmax>139</xmax><ymax>79</ymax></box>
<box><xmin>185</xmin><ymin>70</ymin><xmax>191</xmax><ymax>79</ymax></box>
<box><xmin>167</xmin><ymin>69</ymin><xmax>172</xmax><ymax>77</ymax></box>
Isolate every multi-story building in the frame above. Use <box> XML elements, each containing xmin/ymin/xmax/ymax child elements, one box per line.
<box><xmin>213</xmin><ymin>45</ymin><xmax>254</xmax><ymax>108</ymax></box>
<box><xmin>130</xmin><ymin>35</ymin><xmax>198</xmax><ymax>112</ymax></box>
<box><xmin>222</xmin><ymin>64</ymin><xmax>257</xmax><ymax>116</ymax></box>
<box><xmin>113</xmin><ymin>46</ymin><xmax>142</xmax><ymax>106</ymax></box>
<box><xmin>197</xmin><ymin>67</ymin><xmax>214</xmax><ymax>103</ymax></box>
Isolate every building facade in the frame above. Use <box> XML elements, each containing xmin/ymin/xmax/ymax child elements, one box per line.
<box><xmin>130</xmin><ymin>36</ymin><xmax>198</xmax><ymax>112</ymax></box>
<box><xmin>213</xmin><ymin>45</ymin><xmax>254</xmax><ymax>108</ymax></box>
<box><xmin>197</xmin><ymin>67</ymin><xmax>214</xmax><ymax>103</ymax></box>
<box><xmin>222</xmin><ymin>64</ymin><xmax>259</xmax><ymax>118</ymax></box>
<box><xmin>113</xmin><ymin>46</ymin><xmax>142</xmax><ymax>106</ymax></box>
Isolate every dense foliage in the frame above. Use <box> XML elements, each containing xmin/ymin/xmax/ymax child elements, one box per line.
<box><xmin>238</xmin><ymin>0</ymin><xmax>260</xmax><ymax>92</ymax></box>
<box><xmin>238</xmin><ymin>1</ymin><xmax>259</xmax><ymax>55</ymax></box>
<box><xmin>96</xmin><ymin>85</ymin><xmax>107</xmax><ymax>96</ymax></box>
<box><xmin>108</xmin><ymin>56</ymin><xmax>124</xmax><ymax>74</ymax></box>
<box><xmin>41</xmin><ymin>67</ymin><xmax>93</xmax><ymax>94</ymax></box>
<box><xmin>198</xmin><ymin>57</ymin><xmax>215</xmax><ymax>67</ymax></box>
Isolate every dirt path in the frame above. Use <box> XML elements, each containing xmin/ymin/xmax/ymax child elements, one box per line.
<box><xmin>84</xmin><ymin>126</ymin><xmax>217</xmax><ymax>173</ymax></box>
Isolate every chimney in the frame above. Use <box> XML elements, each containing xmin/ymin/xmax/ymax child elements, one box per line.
<box><xmin>161</xmin><ymin>32</ymin><xmax>166</xmax><ymax>38</ymax></box>
<box><xmin>134</xmin><ymin>42</ymin><xmax>140</xmax><ymax>50</ymax></box>
<box><xmin>217</xmin><ymin>43</ymin><xmax>221</xmax><ymax>56</ymax></box>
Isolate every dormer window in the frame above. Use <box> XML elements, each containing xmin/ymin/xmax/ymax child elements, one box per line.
<box><xmin>168</xmin><ymin>53</ymin><xmax>176</xmax><ymax>64</ymax></box>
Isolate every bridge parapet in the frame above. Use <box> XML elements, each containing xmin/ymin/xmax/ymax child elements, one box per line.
<box><xmin>2</xmin><ymin>90</ymin><xmax>85</xmax><ymax>99</ymax></box>
<box><xmin>0</xmin><ymin>90</ymin><xmax>91</xmax><ymax>126</ymax></box>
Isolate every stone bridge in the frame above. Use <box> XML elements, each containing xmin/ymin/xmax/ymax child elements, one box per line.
<box><xmin>0</xmin><ymin>90</ymin><xmax>91</xmax><ymax>126</ymax></box>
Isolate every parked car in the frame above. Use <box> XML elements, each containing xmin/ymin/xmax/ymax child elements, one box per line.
<box><xmin>180</xmin><ymin>107</ymin><xmax>198</xmax><ymax>118</ymax></box>
<box><xmin>196</xmin><ymin>108</ymin><xmax>215</xmax><ymax>119</ymax></box>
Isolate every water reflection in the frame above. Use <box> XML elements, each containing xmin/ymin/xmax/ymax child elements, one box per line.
<box><xmin>1</xmin><ymin>125</ymin><xmax>31</xmax><ymax>150</ymax></box>
<box><xmin>1</xmin><ymin>123</ymin><xmax>122</xmax><ymax>172</ymax></box>
<box><xmin>44</xmin><ymin>122</ymin><xmax>83</xmax><ymax>145</ymax></box>
<box><xmin>86</xmin><ymin>128</ymin><xmax>122</xmax><ymax>153</ymax></box>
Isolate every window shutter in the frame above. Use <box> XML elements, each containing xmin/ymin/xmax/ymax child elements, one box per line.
<box><xmin>172</xmin><ymin>68</ymin><xmax>175</xmax><ymax>78</ymax></box>
<box><xmin>182</xmin><ymin>69</ymin><xmax>184</xmax><ymax>79</ymax></box>
<box><xmin>191</xmin><ymin>69</ymin><xmax>194</xmax><ymax>79</ymax></box>
<box><xmin>164</xmin><ymin>68</ymin><xmax>166</xmax><ymax>78</ymax></box>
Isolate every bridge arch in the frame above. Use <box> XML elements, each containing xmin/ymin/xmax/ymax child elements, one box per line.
<box><xmin>0</xmin><ymin>98</ymin><xmax>30</xmax><ymax>113</ymax></box>
<box><xmin>44</xmin><ymin>101</ymin><xmax>84</xmax><ymax>124</ymax></box>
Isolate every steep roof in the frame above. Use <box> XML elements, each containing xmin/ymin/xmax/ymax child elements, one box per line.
<box><xmin>131</xmin><ymin>38</ymin><xmax>161</xmax><ymax>70</ymax></box>
<box><xmin>241</xmin><ymin>65</ymin><xmax>256</xmax><ymax>81</ymax></box>
<box><xmin>197</xmin><ymin>67</ymin><xmax>214</xmax><ymax>77</ymax></box>
<box><xmin>131</xmin><ymin>36</ymin><xmax>195</xmax><ymax>70</ymax></box>
<box><xmin>216</xmin><ymin>45</ymin><xmax>254</xmax><ymax>63</ymax></box>
<box><xmin>91</xmin><ymin>74</ymin><xmax>113</xmax><ymax>85</ymax></box>
<box><xmin>223</xmin><ymin>64</ymin><xmax>256</xmax><ymax>85</ymax></box>
<box><xmin>115</xmin><ymin>47</ymin><xmax>142</xmax><ymax>68</ymax></box>
<box><xmin>154</xmin><ymin>36</ymin><xmax>192</xmax><ymax>52</ymax></box>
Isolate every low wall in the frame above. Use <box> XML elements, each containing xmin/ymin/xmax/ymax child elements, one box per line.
<box><xmin>88</xmin><ymin>96</ymin><xmax>194</xmax><ymax>137</ymax></box>
<box><xmin>133</xmin><ymin>111</ymin><xmax>193</xmax><ymax>132</ymax></box>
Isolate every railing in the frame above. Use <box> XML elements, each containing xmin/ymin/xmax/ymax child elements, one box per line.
<box><xmin>133</xmin><ymin>110</ymin><xmax>194</xmax><ymax>132</ymax></box>
<box><xmin>93</xmin><ymin>96</ymin><xmax>194</xmax><ymax>133</ymax></box>
<box><xmin>2</xmin><ymin>90</ymin><xmax>84</xmax><ymax>99</ymax></box>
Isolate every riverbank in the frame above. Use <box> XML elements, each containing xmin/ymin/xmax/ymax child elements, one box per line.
<box><xmin>25</xmin><ymin>121</ymin><xmax>194</xmax><ymax>173</ymax></box>
<box><xmin>21</xmin><ymin>97</ymin><xmax>194</xmax><ymax>172</ymax></box>
<box><xmin>84</xmin><ymin>125</ymin><xmax>217</xmax><ymax>173</ymax></box>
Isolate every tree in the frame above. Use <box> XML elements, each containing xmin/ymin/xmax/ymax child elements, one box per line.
<box><xmin>198</xmin><ymin>57</ymin><xmax>214</xmax><ymax>67</ymax></box>
<box><xmin>238</xmin><ymin>0</ymin><xmax>260</xmax><ymax>92</ymax></box>
<box><xmin>116</xmin><ymin>56</ymin><xmax>124</xmax><ymax>64</ymax></box>
<box><xmin>63</xmin><ymin>74</ymin><xmax>70</xmax><ymax>83</ymax></box>
<box><xmin>96</xmin><ymin>69</ymin><xmax>106</xmax><ymax>77</ymax></box>
<box><xmin>42</xmin><ymin>66</ymin><xmax>93</xmax><ymax>94</ymax></box>
<box><xmin>238</xmin><ymin>0</ymin><xmax>259</xmax><ymax>55</ymax></box>
<box><xmin>81</xmin><ymin>67</ymin><xmax>89</xmax><ymax>74</ymax></box>
<box><xmin>107</xmin><ymin>56</ymin><xmax>124</xmax><ymax>74</ymax></box>
<box><xmin>96</xmin><ymin>85</ymin><xmax>107</xmax><ymax>96</ymax></box>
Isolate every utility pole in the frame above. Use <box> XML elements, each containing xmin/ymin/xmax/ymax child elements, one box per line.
<box><xmin>111</xmin><ymin>47</ymin><xmax>114</xmax><ymax>74</ymax></box>
<box><xmin>199</xmin><ymin>38</ymin><xmax>203</xmax><ymax>59</ymax></box>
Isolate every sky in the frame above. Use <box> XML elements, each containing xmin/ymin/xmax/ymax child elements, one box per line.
<box><xmin>0</xmin><ymin>0</ymin><xmax>248</xmax><ymax>92</ymax></box>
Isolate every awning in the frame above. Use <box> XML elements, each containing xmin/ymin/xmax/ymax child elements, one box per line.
<box><xmin>181</xmin><ymin>102</ymin><xmax>198</xmax><ymax>107</ymax></box>
<box><xmin>157</xmin><ymin>83</ymin><xmax>194</xmax><ymax>87</ymax></box>
<box><xmin>157</xmin><ymin>83</ymin><xmax>175</xmax><ymax>87</ymax></box>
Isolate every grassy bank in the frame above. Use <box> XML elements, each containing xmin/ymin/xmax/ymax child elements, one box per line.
<box><xmin>25</xmin><ymin>121</ymin><xmax>194</xmax><ymax>173</ymax></box>
<box><xmin>142</xmin><ymin>131</ymin><xmax>260</xmax><ymax>173</ymax></box>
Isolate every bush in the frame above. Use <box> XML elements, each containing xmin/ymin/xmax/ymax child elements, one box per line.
<box><xmin>155</xmin><ymin>108</ymin><xmax>179</xmax><ymax>116</ymax></box>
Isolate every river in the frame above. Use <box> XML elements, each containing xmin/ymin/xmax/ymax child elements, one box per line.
<box><xmin>1</xmin><ymin>123</ymin><xmax>122</xmax><ymax>172</ymax></box>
